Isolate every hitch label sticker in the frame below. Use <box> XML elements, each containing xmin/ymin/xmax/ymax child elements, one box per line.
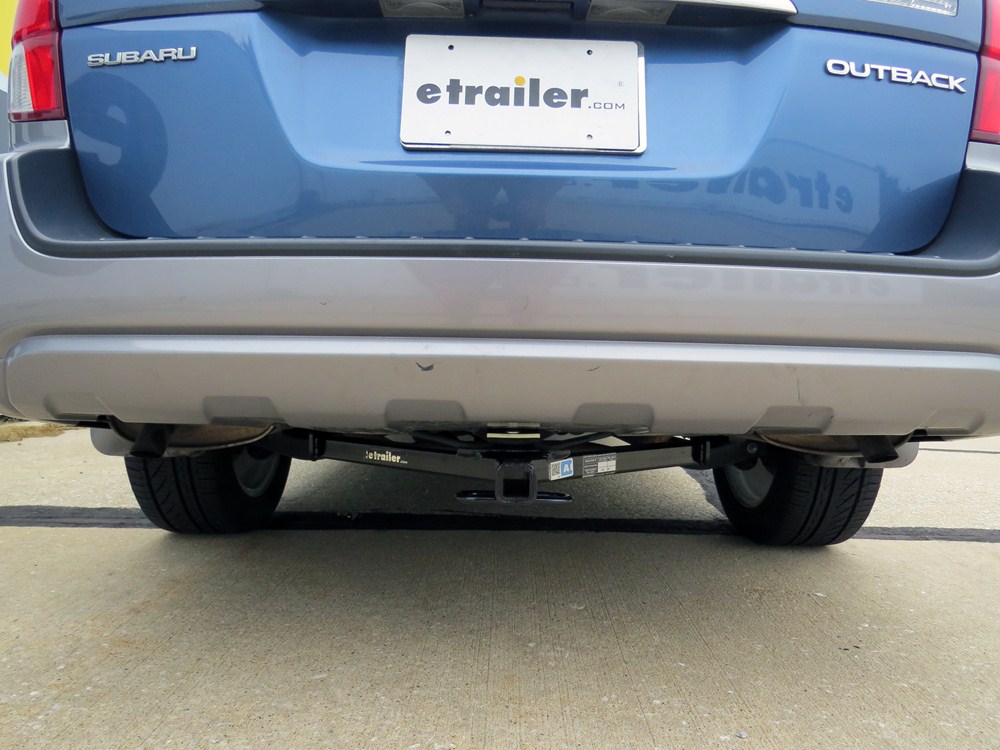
<box><xmin>582</xmin><ymin>453</ymin><xmax>617</xmax><ymax>478</ymax></box>
<box><xmin>549</xmin><ymin>458</ymin><xmax>574</xmax><ymax>481</ymax></box>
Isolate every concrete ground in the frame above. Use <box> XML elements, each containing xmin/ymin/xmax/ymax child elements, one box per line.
<box><xmin>0</xmin><ymin>430</ymin><xmax>997</xmax><ymax>748</ymax></box>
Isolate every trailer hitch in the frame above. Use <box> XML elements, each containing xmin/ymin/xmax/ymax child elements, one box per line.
<box><xmin>457</xmin><ymin>460</ymin><xmax>574</xmax><ymax>505</ymax></box>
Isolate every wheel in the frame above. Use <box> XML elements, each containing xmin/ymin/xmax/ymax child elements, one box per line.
<box><xmin>125</xmin><ymin>445</ymin><xmax>291</xmax><ymax>533</ymax></box>
<box><xmin>713</xmin><ymin>448</ymin><xmax>882</xmax><ymax>546</ymax></box>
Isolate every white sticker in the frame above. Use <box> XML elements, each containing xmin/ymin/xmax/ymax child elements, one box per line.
<box><xmin>548</xmin><ymin>458</ymin><xmax>574</xmax><ymax>481</ymax></box>
<box><xmin>582</xmin><ymin>453</ymin><xmax>617</xmax><ymax>478</ymax></box>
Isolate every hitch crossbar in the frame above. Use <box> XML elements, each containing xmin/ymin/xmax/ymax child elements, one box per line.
<box><xmin>261</xmin><ymin>432</ymin><xmax>754</xmax><ymax>489</ymax></box>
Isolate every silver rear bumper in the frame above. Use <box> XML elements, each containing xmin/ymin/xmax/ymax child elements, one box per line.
<box><xmin>4</xmin><ymin>146</ymin><xmax>1000</xmax><ymax>438</ymax></box>
<box><xmin>6</xmin><ymin>334</ymin><xmax>1000</xmax><ymax>436</ymax></box>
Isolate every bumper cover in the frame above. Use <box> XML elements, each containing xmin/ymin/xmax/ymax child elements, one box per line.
<box><xmin>5</xmin><ymin>335</ymin><xmax>1000</xmax><ymax>436</ymax></box>
<box><xmin>4</xmin><ymin>144</ymin><xmax>1000</xmax><ymax>437</ymax></box>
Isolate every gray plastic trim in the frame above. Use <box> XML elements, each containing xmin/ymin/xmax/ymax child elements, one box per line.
<box><xmin>9</xmin><ymin>121</ymin><xmax>71</xmax><ymax>153</ymax></box>
<box><xmin>8</xmin><ymin>335</ymin><xmax>1000</xmax><ymax>437</ymax></box>
<box><xmin>964</xmin><ymin>141</ymin><xmax>1000</xmax><ymax>172</ymax></box>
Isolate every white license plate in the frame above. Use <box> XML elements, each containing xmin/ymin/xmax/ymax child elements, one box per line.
<box><xmin>400</xmin><ymin>35</ymin><xmax>646</xmax><ymax>154</ymax></box>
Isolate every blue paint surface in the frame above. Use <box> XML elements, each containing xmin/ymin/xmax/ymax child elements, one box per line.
<box><xmin>61</xmin><ymin>13</ymin><xmax>978</xmax><ymax>252</ymax></box>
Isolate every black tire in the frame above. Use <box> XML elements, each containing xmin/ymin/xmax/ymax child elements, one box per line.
<box><xmin>713</xmin><ymin>449</ymin><xmax>882</xmax><ymax>546</ymax></box>
<box><xmin>125</xmin><ymin>445</ymin><xmax>290</xmax><ymax>533</ymax></box>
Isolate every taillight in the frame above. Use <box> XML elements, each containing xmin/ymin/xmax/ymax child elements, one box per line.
<box><xmin>973</xmin><ymin>0</ymin><xmax>1000</xmax><ymax>142</ymax></box>
<box><xmin>8</xmin><ymin>0</ymin><xmax>64</xmax><ymax>122</ymax></box>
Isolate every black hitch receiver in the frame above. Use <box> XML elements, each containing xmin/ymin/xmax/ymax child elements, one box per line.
<box><xmin>496</xmin><ymin>461</ymin><xmax>538</xmax><ymax>503</ymax></box>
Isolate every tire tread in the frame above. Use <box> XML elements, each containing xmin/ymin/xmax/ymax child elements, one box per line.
<box><xmin>714</xmin><ymin>450</ymin><xmax>883</xmax><ymax>547</ymax></box>
<box><xmin>124</xmin><ymin>449</ymin><xmax>289</xmax><ymax>534</ymax></box>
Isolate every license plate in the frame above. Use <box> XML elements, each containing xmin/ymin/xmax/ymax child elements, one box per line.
<box><xmin>400</xmin><ymin>35</ymin><xmax>646</xmax><ymax>154</ymax></box>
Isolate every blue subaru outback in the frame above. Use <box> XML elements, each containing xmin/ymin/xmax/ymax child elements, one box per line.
<box><xmin>1</xmin><ymin>0</ymin><xmax>998</xmax><ymax>544</ymax></box>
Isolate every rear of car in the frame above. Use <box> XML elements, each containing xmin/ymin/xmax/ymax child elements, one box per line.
<box><xmin>2</xmin><ymin>0</ymin><xmax>999</xmax><ymax>543</ymax></box>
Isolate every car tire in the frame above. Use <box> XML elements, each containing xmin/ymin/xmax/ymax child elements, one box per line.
<box><xmin>713</xmin><ymin>448</ymin><xmax>882</xmax><ymax>546</ymax></box>
<box><xmin>125</xmin><ymin>445</ymin><xmax>290</xmax><ymax>533</ymax></box>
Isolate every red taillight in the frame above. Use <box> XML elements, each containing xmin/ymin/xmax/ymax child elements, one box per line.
<box><xmin>974</xmin><ymin>0</ymin><xmax>1000</xmax><ymax>142</ymax></box>
<box><xmin>8</xmin><ymin>0</ymin><xmax>64</xmax><ymax>122</ymax></box>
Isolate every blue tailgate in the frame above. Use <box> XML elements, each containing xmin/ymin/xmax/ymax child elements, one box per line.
<box><xmin>59</xmin><ymin>4</ymin><xmax>979</xmax><ymax>252</ymax></box>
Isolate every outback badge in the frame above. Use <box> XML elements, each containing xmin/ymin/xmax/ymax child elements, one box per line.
<box><xmin>826</xmin><ymin>59</ymin><xmax>966</xmax><ymax>93</ymax></box>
